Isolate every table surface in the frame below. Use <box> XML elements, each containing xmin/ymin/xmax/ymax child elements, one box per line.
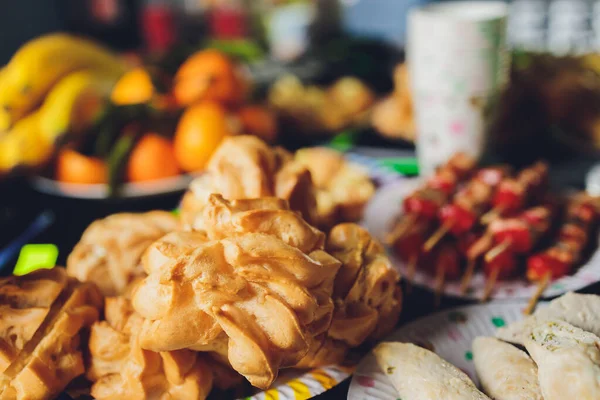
<box><xmin>2</xmin><ymin>156</ymin><xmax>600</xmax><ymax>400</ymax></box>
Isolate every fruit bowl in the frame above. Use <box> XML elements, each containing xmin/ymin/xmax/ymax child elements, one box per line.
<box><xmin>30</xmin><ymin>173</ymin><xmax>197</xmax><ymax>199</ymax></box>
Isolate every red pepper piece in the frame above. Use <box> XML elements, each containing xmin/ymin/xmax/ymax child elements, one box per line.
<box><xmin>484</xmin><ymin>250</ymin><xmax>517</xmax><ymax>279</ymax></box>
<box><xmin>403</xmin><ymin>193</ymin><xmax>442</xmax><ymax>220</ymax></box>
<box><xmin>494</xmin><ymin>226</ymin><xmax>532</xmax><ymax>253</ymax></box>
<box><xmin>440</xmin><ymin>204</ymin><xmax>477</xmax><ymax>235</ymax></box>
<box><xmin>493</xmin><ymin>181</ymin><xmax>523</xmax><ymax>212</ymax></box>
<box><xmin>527</xmin><ymin>253</ymin><xmax>569</xmax><ymax>281</ymax></box>
<box><xmin>522</xmin><ymin>206</ymin><xmax>551</xmax><ymax>226</ymax></box>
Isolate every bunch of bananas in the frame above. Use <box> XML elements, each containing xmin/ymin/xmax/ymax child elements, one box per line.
<box><xmin>0</xmin><ymin>33</ymin><xmax>126</xmax><ymax>173</ymax></box>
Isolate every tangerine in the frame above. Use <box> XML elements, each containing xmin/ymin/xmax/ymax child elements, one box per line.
<box><xmin>173</xmin><ymin>49</ymin><xmax>243</xmax><ymax>106</ymax></box>
<box><xmin>127</xmin><ymin>133</ymin><xmax>180</xmax><ymax>182</ymax></box>
<box><xmin>173</xmin><ymin>102</ymin><xmax>233</xmax><ymax>172</ymax></box>
<box><xmin>111</xmin><ymin>68</ymin><xmax>155</xmax><ymax>105</ymax></box>
<box><xmin>56</xmin><ymin>149</ymin><xmax>107</xmax><ymax>184</ymax></box>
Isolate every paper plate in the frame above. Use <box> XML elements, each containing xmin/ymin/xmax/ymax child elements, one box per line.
<box><xmin>362</xmin><ymin>179</ymin><xmax>600</xmax><ymax>300</ymax></box>
<box><xmin>348</xmin><ymin>302</ymin><xmax>529</xmax><ymax>400</ymax></box>
<box><xmin>243</xmin><ymin>365</ymin><xmax>352</xmax><ymax>400</ymax></box>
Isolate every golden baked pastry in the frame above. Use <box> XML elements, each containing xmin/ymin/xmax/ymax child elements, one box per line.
<box><xmin>295</xmin><ymin>147</ymin><xmax>376</xmax><ymax>227</ymax></box>
<box><xmin>87</xmin><ymin>296</ymin><xmax>213</xmax><ymax>400</ymax></box>
<box><xmin>294</xmin><ymin>335</ymin><xmax>348</xmax><ymax>369</ymax></box>
<box><xmin>132</xmin><ymin>195</ymin><xmax>341</xmax><ymax>389</ymax></box>
<box><xmin>194</xmin><ymin>194</ymin><xmax>325</xmax><ymax>254</ymax></box>
<box><xmin>180</xmin><ymin>135</ymin><xmax>318</xmax><ymax>229</ymax></box>
<box><xmin>0</xmin><ymin>268</ymin><xmax>102</xmax><ymax>400</ymax></box>
<box><xmin>326</xmin><ymin>223</ymin><xmax>402</xmax><ymax>346</ymax></box>
<box><xmin>295</xmin><ymin>223</ymin><xmax>402</xmax><ymax>368</ymax></box>
<box><xmin>372</xmin><ymin>64</ymin><xmax>415</xmax><ymax>142</ymax></box>
<box><xmin>67</xmin><ymin>211</ymin><xmax>179</xmax><ymax>296</ymax></box>
<box><xmin>0</xmin><ymin>270</ymin><xmax>67</xmax><ymax>372</ymax></box>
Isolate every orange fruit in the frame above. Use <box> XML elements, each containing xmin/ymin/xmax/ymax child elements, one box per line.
<box><xmin>111</xmin><ymin>68</ymin><xmax>155</xmax><ymax>105</ymax></box>
<box><xmin>127</xmin><ymin>134</ymin><xmax>179</xmax><ymax>182</ymax></box>
<box><xmin>111</xmin><ymin>67</ymin><xmax>176</xmax><ymax>111</ymax></box>
<box><xmin>174</xmin><ymin>102</ymin><xmax>233</xmax><ymax>172</ymax></box>
<box><xmin>173</xmin><ymin>49</ymin><xmax>243</xmax><ymax>107</ymax></box>
<box><xmin>56</xmin><ymin>149</ymin><xmax>107</xmax><ymax>184</ymax></box>
<box><xmin>127</xmin><ymin>133</ymin><xmax>180</xmax><ymax>182</ymax></box>
<box><xmin>238</xmin><ymin>105</ymin><xmax>278</xmax><ymax>143</ymax></box>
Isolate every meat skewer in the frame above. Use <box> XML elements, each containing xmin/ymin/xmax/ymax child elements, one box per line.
<box><xmin>487</xmin><ymin>206</ymin><xmax>554</xmax><ymax>259</ymax></box>
<box><xmin>481</xmin><ymin>246</ymin><xmax>518</xmax><ymax>301</ymax></box>
<box><xmin>481</xmin><ymin>206</ymin><xmax>554</xmax><ymax>301</ymax></box>
<box><xmin>461</xmin><ymin>163</ymin><xmax>549</xmax><ymax>291</ymax></box>
<box><xmin>460</xmin><ymin>232</ymin><xmax>494</xmax><ymax>293</ymax></box>
<box><xmin>386</xmin><ymin>152</ymin><xmax>476</xmax><ymax>245</ymax></box>
<box><xmin>392</xmin><ymin>221</ymin><xmax>429</xmax><ymax>292</ymax></box>
<box><xmin>432</xmin><ymin>240</ymin><xmax>461</xmax><ymax>307</ymax></box>
<box><xmin>524</xmin><ymin>194</ymin><xmax>599</xmax><ymax>314</ymax></box>
<box><xmin>461</xmin><ymin>166</ymin><xmax>550</xmax><ymax>293</ymax></box>
<box><xmin>481</xmin><ymin>161</ymin><xmax>548</xmax><ymax>224</ymax></box>
<box><xmin>423</xmin><ymin>166</ymin><xmax>510</xmax><ymax>252</ymax></box>
<box><xmin>387</xmin><ymin>153</ymin><xmax>475</xmax><ymax>290</ymax></box>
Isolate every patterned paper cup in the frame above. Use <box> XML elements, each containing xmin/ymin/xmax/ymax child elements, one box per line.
<box><xmin>407</xmin><ymin>1</ymin><xmax>509</xmax><ymax>176</ymax></box>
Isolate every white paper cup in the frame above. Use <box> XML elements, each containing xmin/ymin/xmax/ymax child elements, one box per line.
<box><xmin>407</xmin><ymin>1</ymin><xmax>509</xmax><ymax>175</ymax></box>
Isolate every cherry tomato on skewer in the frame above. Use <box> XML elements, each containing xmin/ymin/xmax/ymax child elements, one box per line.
<box><xmin>483</xmin><ymin>248</ymin><xmax>517</xmax><ymax>280</ymax></box>
<box><xmin>387</xmin><ymin>153</ymin><xmax>477</xmax><ymax>246</ymax></box>
<box><xmin>524</xmin><ymin>194</ymin><xmax>599</xmax><ymax>314</ymax></box>
<box><xmin>483</xmin><ymin>161</ymin><xmax>549</xmax><ymax>222</ymax></box>
<box><xmin>424</xmin><ymin>166</ymin><xmax>510</xmax><ymax>252</ymax></box>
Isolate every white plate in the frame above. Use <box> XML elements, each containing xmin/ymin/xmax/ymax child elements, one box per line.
<box><xmin>362</xmin><ymin>179</ymin><xmax>600</xmax><ymax>300</ymax></box>
<box><xmin>348</xmin><ymin>302</ymin><xmax>529</xmax><ymax>400</ymax></box>
<box><xmin>30</xmin><ymin>174</ymin><xmax>198</xmax><ymax>199</ymax></box>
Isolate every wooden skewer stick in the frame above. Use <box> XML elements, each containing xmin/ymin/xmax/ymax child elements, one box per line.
<box><xmin>460</xmin><ymin>258</ymin><xmax>476</xmax><ymax>294</ymax></box>
<box><xmin>434</xmin><ymin>262</ymin><xmax>445</xmax><ymax>308</ymax></box>
<box><xmin>460</xmin><ymin>233</ymin><xmax>493</xmax><ymax>293</ymax></box>
<box><xmin>481</xmin><ymin>206</ymin><xmax>503</xmax><ymax>225</ymax></box>
<box><xmin>423</xmin><ymin>221</ymin><xmax>452</xmax><ymax>252</ymax></box>
<box><xmin>385</xmin><ymin>214</ymin><xmax>416</xmax><ymax>245</ymax></box>
<box><xmin>405</xmin><ymin>254</ymin><xmax>418</xmax><ymax>294</ymax></box>
<box><xmin>523</xmin><ymin>271</ymin><xmax>551</xmax><ymax>315</ymax></box>
<box><xmin>481</xmin><ymin>266</ymin><xmax>500</xmax><ymax>302</ymax></box>
<box><xmin>484</xmin><ymin>239</ymin><xmax>512</xmax><ymax>263</ymax></box>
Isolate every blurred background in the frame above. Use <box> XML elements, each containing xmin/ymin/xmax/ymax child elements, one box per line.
<box><xmin>3</xmin><ymin>0</ymin><xmax>600</xmax><ymax>271</ymax></box>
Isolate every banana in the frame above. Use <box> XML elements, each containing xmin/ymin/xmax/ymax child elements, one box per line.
<box><xmin>0</xmin><ymin>111</ymin><xmax>52</xmax><ymax>172</ymax></box>
<box><xmin>0</xmin><ymin>70</ymin><xmax>116</xmax><ymax>173</ymax></box>
<box><xmin>38</xmin><ymin>70</ymin><xmax>116</xmax><ymax>145</ymax></box>
<box><xmin>0</xmin><ymin>33</ymin><xmax>125</xmax><ymax>131</ymax></box>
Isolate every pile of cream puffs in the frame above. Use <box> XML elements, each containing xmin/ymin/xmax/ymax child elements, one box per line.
<box><xmin>0</xmin><ymin>136</ymin><xmax>396</xmax><ymax>400</ymax></box>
